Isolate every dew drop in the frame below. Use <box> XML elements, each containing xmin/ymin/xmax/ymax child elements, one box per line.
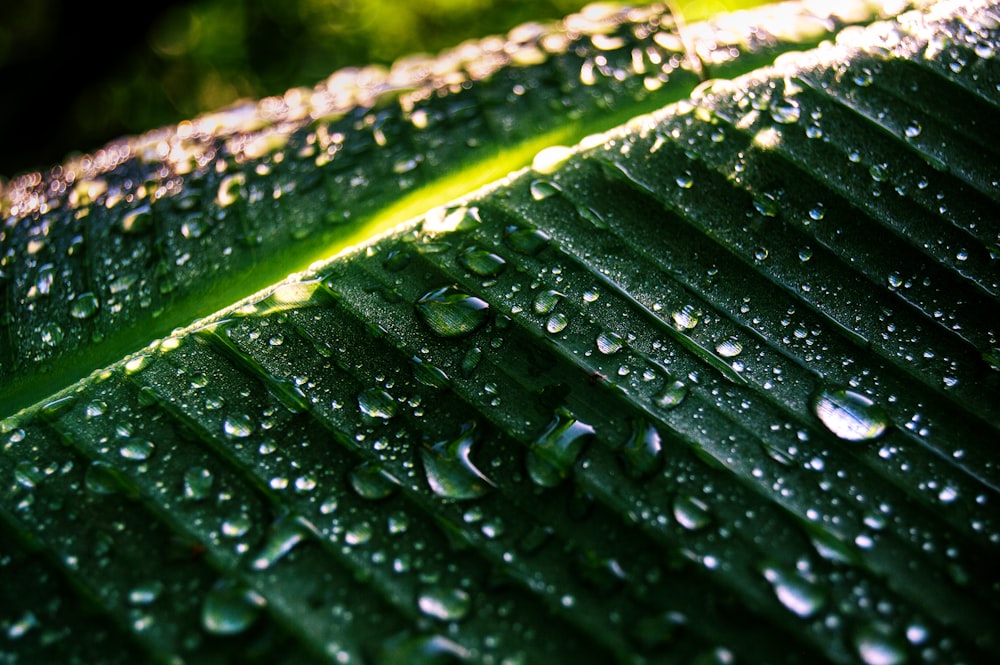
<box><xmin>532</xmin><ymin>289</ymin><xmax>563</xmax><ymax>314</ymax></box>
<box><xmin>769</xmin><ymin>97</ymin><xmax>801</xmax><ymax>124</ymax></box>
<box><xmin>715</xmin><ymin>338</ymin><xmax>743</xmax><ymax>358</ymax></box>
<box><xmin>526</xmin><ymin>409</ymin><xmax>594</xmax><ymax>487</ymax></box>
<box><xmin>70</xmin><ymin>292</ymin><xmax>100</xmax><ymax>319</ymax></box>
<box><xmin>183</xmin><ymin>466</ymin><xmax>214</xmax><ymax>500</ymax></box>
<box><xmin>417</xmin><ymin>586</ymin><xmax>471</xmax><ymax>622</ymax></box>
<box><xmin>673</xmin><ymin>495</ymin><xmax>711</xmax><ymax>530</ymax></box>
<box><xmin>530</xmin><ymin>179</ymin><xmax>561</xmax><ymax>201</ymax></box>
<box><xmin>350</xmin><ymin>461</ymin><xmax>398</xmax><ymax>500</ymax></box>
<box><xmin>546</xmin><ymin>312</ymin><xmax>569</xmax><ymax>334</ymax></box>
<box><xmin>416</xmin><ymin>287</ymin><xmax>490</xmax><ymax>338</ymax></box>
<box><xmin>120</xmin><ymin>205</ymin><xmax>153</xmax><ymax>234</ymax></box>
<box><xmin>202</xmin><ymin>583</ymin><xmax>264</xmax><ymax>635</ymax></box>
<box><xmin>596</xmin><ymin>331</ymin><xmax>624</xmax><ymax>355</ymax></box>
<box><xmin>411</xmin><ymin>357</ymin><xmax>451</xmax><ymax>390</ymax></box>
<box><xmin>421</xmin><ymin>423</ymin><xmax>495</xmax><ymax>500</ymax></box>
<box><xmin>358</xmin><ymin>388</ymin><xmax>398</xmax><ymax>420</ymax></box>
<box><xmin>762</xmin><ymin>565</ymin><xmax>827</xmax><ymax>618</ymax></box>
<box><xmin>854</xmin><ymin>624</ymin><xmax>908</xmax><ymax>665</ymax></box>
<box><xmin>904</xmin><ymin>122</ymin><xmax>922</xmax><ymax>138</ymax></box>
<box><xmin>457</xmin><ymin>247</ymin><xmax>507</xmax><ymax>277</ymax></box>
<box><xmin>39</xmin><ymin>322</ymin><xmax>64</xmax><ymax>347</ymax></box>
<box><xmin>504</xmin><ymin>224</ymin><xmax>550</xmax><ymax>256</ymax></box>
<box><xmin>655</xmin><ymin>380</ymin><xmax>688</xmax><ymax>410</ymax></box>
<box><xmin>128</xmin><ymin>581</ymin><xmax>163</xmax><ymax>606</ymax></box>
<box><xmin>250</xmin><ymin>516</ymin><xmax>311</xmax><ymax>571</ymax></box>
<box><xmin>223</xmin><ymin>414</ymin><xmax>254</xmax><ymax>439</ymax></box>
<box><xmin>619</xmin><ymin>420</ymin><xmax>662</xmax><ymax>478</ymax></box>
<box><xmin>812</xmin><ymin>388</ymin><xmax>889</xmax><ymax>442</ymax></box>
<box><xmin>119</xmin><ymin>438</ymin><xmax>155</xmax><ymax>461</ymax></box>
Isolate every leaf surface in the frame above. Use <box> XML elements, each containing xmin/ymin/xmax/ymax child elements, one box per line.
<box><xmin>2</xmin><ymin>1</ymin><xmax>999</xmax><ymax>664</ymax></box>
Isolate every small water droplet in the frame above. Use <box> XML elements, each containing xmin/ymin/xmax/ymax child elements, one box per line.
<box><xmin>250</xmin><ymin>516</ymin><xmax>311</xmax><ymax>571</ymax></box>
<box><xmin>119</xmin><ymin>438</ymin><xmax>155</xmax><ymax>461</ymax></box>
<box><xmin>350</xmin><ymin>461</ymin><xmax>398</xmax><ymax>500</ymax></box>
<box><xmin>596</xmin><ymin>331</ymin><xmax>624</xmax><ymax>355</ymax></box>
<box><xmin>769</xmin><ymin>97</ymin><xmax>801</xmax><ymax>124</ymax></box>
<box><xmin>546</xmin><ymin>312</ymin><xmax>569</xmax><ymax>334</ymax></box>
<box><xmin>904</xmin><ymin>121</ymin><xmax>922</xmax><ymax>138</ymax></box>
<box><xmin>673</xmin><ymin>495</ymin><xmax>711</xmax><ymax>530</ymax></box>
<box><xmin>418</xmin><ymin>586</ymin><xmax>471</xmax><ymax>621</ymax></box>
<box><xmin>715</xmin><ymin>338</ymin><xmax>743</xmax><ymax>358</ymax></box>
<box><xmin>184</xmin><ymin>467</ymin><xmax>214</xmax><ymax>500</ymax></box>
<box><xmin>526</xmin><ymin>409</ymin><xmax>594</xmax><ymax>487</ymax></box>
<box><xmin>358</xmin><ymin>388</ymin><xmax>398</xmax><ymax>420</ymax></box>
<box><xmin>533</xmin><ymin>289</ymin><xmax>563</xmax><ymax>314</ymax></box>
<box><xmin>675</xmin><ymin>172</ymin><xmax>694</xmax><ymax>188</ymax></box>
<box><xmin>619</xmin><ymin>421</ymin><xmax>662</xmax><ymax>478</ymax></box>
<box><xmin>223</xmin><ymin>414</ymin><xmax>254</xmax><ymax>438</ymax></box>
<box><xmin>655</xmin><ymin>380</ymin><xmax>688</xmax><ymax>409</ymax></box>
<box><xmin>416</xmin><ymin>287</ymin><xmax>490</xmax><ymax>337</ymax></box>
<box><xmin>812</xmin><ymin>388</ymin><xmax>889</xmax><ymax>442</ymax></box>
<box><xmin>457</xmin><ymin>247</ymin><xmax>507</xmax><ymax>277</ymax></box>
<box><xmin>421</xmin><ymin>423</ymin><xmax>494</xmax><ymax>500</ymax></box>
<box><xmin>530</xmin><ymin>179</ymin><xmax>560</xmax><ymax>201</ymax></box>
<box><xmin>70</xmin><ymin>292</ymin><xmax>100</xmax><ymax>319</ymax></box>
<box><xmin>762</xmin><ymin>565</ymin><xmax>827</xmax><ymax>618</ymax></box>
<box><xmin>39</xmin><ymin>322</ymin><xmax>64</xmax><ymax>347</ymax></box>
<box><xmin>202</xmin><ymin>583</ymin><xmax>264</xmax><ymax>635</ymax></box>
<box><xmin>672</xmin><ymin>305</ymin><xmax>699</xmax><ymax>331</ymax></box>
<box><xmin>128</xmin><ymin>581</ymin><xmax>163</xmax><ymax>606</ymax></box>
<box><xmin>854</xmin><ymin>623</ymin><xmax>907</xmax><ymax>665</ymax></box>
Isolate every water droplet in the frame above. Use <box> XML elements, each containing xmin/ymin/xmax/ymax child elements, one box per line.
<box><xmin>546</xmin><ymin>312</ymin><xmax>569</xmax><ymax>334</ymax></box>
<box><xmin>532</xmin><ymin>289</ymin><xmax>562</xmax><ymax>314</ymax></box>
<box><xmin>411</xmin><ymin>357</ymin><xmax>451</xmax><ymax>390</ymax></box>
<box><xmin>202</xmin><ymin>583</ymin><xmax>265</xmax><ymax>635</ymax></box>
<box><xmin>39</xmin><ymin>322</ymin><xmax>64</xmax><ymax>347</ymax></box>
<box><xmin>854</xmin><ymin>623</ymin><xmax>908</xmax><ymax>665</ymax></box>
<box><xmin>530</xmin><ymin>179</ymin><xmax>560</xmax><ymax>201</ymax></box>
<box><xmin>250</xmin><ymin>516</ymin><xmax>311</xmax><ymax>571</ymax></box>
<box><xmin>416</xmin><ymin>287</ymin><xmax>490</xmax><ymax>337</ymax></box>
<box><xmin>223</xmin><ymin>414</ymin><xmax>254</xmax><ymax>438</ymax></box>
<box><xmin>762</xmin><ymin>565</ymin><xmax>827</xmax><ymax>618</ymax></box>
<box><xmin>655</xmin><ymin>380</ymin><xmax>688</xmax><ymax>409</ymax></box>
<box><xmin>184</xmin><ymin>466</ymin><xmax>214</xmax><ymax>500</ymax></box>
<box><xmin>715</xmin><ymin>338</ymin><xmax>743</xmax><ymax>358</ymax></box>
<box><xmin>85</xmin><ymin>461</ymin><xmax>129</xmax><ymax>495</ymax></box>
<box><xmin>672</xmin><ymin>305</ymin><xmax>699</xmax><ymax>330</ymax></box>
<box><xmin>358</xmin><ymin>388</ymin><xmax>398</xmax><ymax>420</ymax></box>
<box><xmin>675</xmin><ymin>172</ymin><xmax>694</xmax><ymax>188</ymax></box>
<box><xmin>812</xmin><ymin>388</ymin><xmax>889</xmax><ymax>442</ymax></box>
<box><xmin>350</xmin><ymin>461</ymin><xmax>398</xmax><ymax>500</ymax></box>
<box><xmin>526</xmin><ymin>409</ymin><xmax>595</xmax><ymax>487</ymax></box>
<box><xmin>673</xmin><ymin>495</ymin><xmax>711</xmax><ymax>530</ymax></box>
<box><xmin>421</xmin><ymin>423</ymin><xmax>495</xmax><ymax>500</ymax></box>
<box><xmin>128</xmin><ymin>581</ymin><xmax>163</xmax><ymax>606</ymax></box>
<box><xmin>532</xmin><ymin>145</ymin><xmax>573</xmax><ymax>174</ymax></box>
<box><xmin>619</xmin><ymin>421</ymin><xmax>662</xmax><ymax>478</ymax></box>
<box><xmin>418</xmin><ymin>587</ymin><xmax>471</xmax><ymax>621</ymax></box>
<box><xmin>904</xmin><ymin>121</ymin><xmax>922</xmax><ymax>138</ymax></box>
<box><xmin>769</xmin><ymin>97</ymin><xmax>801</xmax><ymax>124</ymax></box>
<box><xmin>120</xmin><ymin>205</ymin><xmax>153</xmax><ymax>234</ymax></box>
<box><xmin>14</xmin><ymin>462</ymin><xmax>43</xmax><ymax>489</ymax></box>
<box><xmin>596</xmin><ymin>331</ymin><xmax>623</xmax><ymax>355</ymax></box>
<box><xmin>457</xmin><ymin>247</ymin><xmax>507</xmax><ymax>277</ymax></box>
<box><xmin>504</xmin><ymin>224</ymin><xmax>550</xmax><ymax>256</ymax></box>
<box><xmin>119</xmin><ymin>438</ymin><xmax>155</xmax><ymax>461</ymax></box>
<box><xmin>70</xmin><ymin>292</ymin><xmax>100</xmax><ymax>319</ymax></box>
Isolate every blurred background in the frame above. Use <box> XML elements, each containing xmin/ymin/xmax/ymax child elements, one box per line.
<box><xmin>0</xmin><ymin>0</ymin><xmax>763</xmax><ymax>178</ymax></box>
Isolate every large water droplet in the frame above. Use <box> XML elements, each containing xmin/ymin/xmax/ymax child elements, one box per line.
<box><xmin>250</xmin><ymin>516</ymin><xmax>311</xmax><ymax>571</ymax></box>
<box><xmin>762</xmin><ymin>565</ymin><xmax>827</xmax><ymax>618</ymax></box>
<box><xmin>504</xmin><ymin>224</ymin><xmax>550</xmax><ymax>256</ymax></box>
<box><xmin>202</xmin><ymin>583</ymin><xmax>265</xmax><ymax>635</ymax></box>
<box><xmin>655</xmin><ymin>380</ymin><xmax>688</xmax><ymax>410</ymax></box>
<box><xmin>596</xmin><ymin>331</ymin><xmax>624</xmax><ymax>355</ymax></box>
<box><xmin>223</xmin><ymin>414</ymin><xmax>254</xmax><ymax>439</ymax></box>
<box><xmin>418</xmin><ymin>587</ymin><xmax>471</xmax><ymax>621</ymax></box>
<box><xmin>619</xmin><ymin>421</ymin><xmax>663</xmax><ymax>478</ymax></box>
<box><xmin>119</xmin><ymin>438</ymin><xmax>155</xmax><ymax>461</ymax></box>
<box><xmin>421</xmin><ymin>423</ymin><xmax>494</xmax><ymax>500</ymax></box>
<box><xmin>854</xmin><ymin>623</ymin><xmax>908</xmax><ymax>665</ymax></box>
<box><xmin>184</xmin><ymin>466</ymin><xmax>214</xmax><ymax>500</ymax></box>
<box><xmin>532</xmin><ymin>290</ymin><xmax>562</xmax><ymax>314</ymax></box>
<box><xmin>672</xmin><ymin>495</ymin><xmax>711</xmax><ymax>530</ymax></box>
<box><xmin>69</xmin><ymin>292</ymin><xmax>100</xmax><ymax>319</ymax></box>
<box><xmin>358</xmin><ymin>388</ymin><xmax>398</xmax><ymax>420</ymax></box>
<box><xmin>350</xmin><ymin>461</ymin><xmax>398</xmax><ymax>500</ymax></box>
<box><xmin>530</xmin><ymin>179</ymin><xmax>561</xmax><ymax>201</ymax></box>
<box><xmin>416</xmin><ymin>287</ymin><xmax>490</xmax><ymax>337</ymax></box>
<box><xmin>812</xmin><ymin>388</ymin><xmax>889</xmax><ymax>442</ymax></box>
<box><xmin>457</xmin><ymin>247</ymin><xmax>507</xmax><ymax>277</ymax></box>
<box><xmin>546</xmin><ymin>312</ymin><xmax>569</xmax><ymax>334</ymax></box>
<box><xmin>411</xmin><ymin>357</ymin><xmax>451</xmax><ymax>390</ymax></box>
<box><xmin>526</xmin><ymin>409</ymin><xmax>595</xmax><ymax>487</ymax></box>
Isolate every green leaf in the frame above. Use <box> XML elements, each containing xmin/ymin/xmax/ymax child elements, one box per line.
<box><xmin>2</xmin><ymin>1</ymin><xmax>999</xmax><ymax>664</ymax></box>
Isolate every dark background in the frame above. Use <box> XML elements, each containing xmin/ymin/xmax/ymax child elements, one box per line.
<box><xmin>0</xmin><ymin>0</ymin><xmax>762</xmax><ymax>179</ymax></box>
<box><xmin>0</xmin><ymin>0</ymin><xmax>589</xmax><ymax>178</ymax></box>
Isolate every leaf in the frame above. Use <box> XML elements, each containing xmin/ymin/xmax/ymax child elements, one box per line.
<box><xmin>2</xmin><ymin>1</ymin><xmax>999</xmax><ymax>664</ymax></box>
